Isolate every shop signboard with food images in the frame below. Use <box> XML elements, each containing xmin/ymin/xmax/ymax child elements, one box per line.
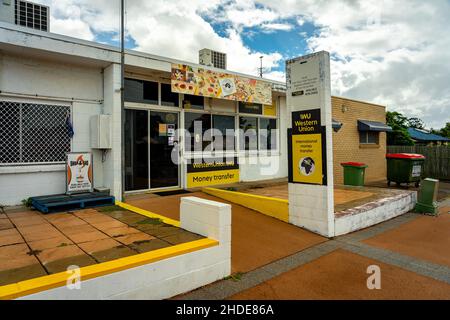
<box><xmin>171</xmin><ymin>64</ymin><xmax>272</xmax><ymax>105</ymax></box>
<box><xmin>66</xmin><ymin>152</ymin><xmax>93</xmax><ymax>194</ymax></box>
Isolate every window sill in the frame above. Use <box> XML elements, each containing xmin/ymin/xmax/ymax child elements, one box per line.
<box><xmin>359</xmin><ymin>144</ymin><xmax>380</xmax><ymax>149</ymax></box>
<box><xmin>0</xmin><ymin>164</ymin><xmax>66</xmax><ymax>174</ymax></box>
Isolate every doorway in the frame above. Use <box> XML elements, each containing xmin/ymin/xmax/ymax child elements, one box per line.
<box><xmin>125</xmin><ymin>109</ymin><xmax>180</xmax><ymax>191</ymax></box>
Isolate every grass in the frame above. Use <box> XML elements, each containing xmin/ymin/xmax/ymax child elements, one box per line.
<box><xmin>225</xmin><ymin>272</ymin><xmax>244</xmax><ymax>282</ymax></box>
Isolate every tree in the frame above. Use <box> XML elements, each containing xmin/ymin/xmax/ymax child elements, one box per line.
<box><xmin>386</xmin><ymin>111</ymin><xmax>415</xmax><ymax>146</ymax></box>
<box><xmin>431</xmin><ymin>122</ymin><xmax>450</xmax><ymax>139</ymax></box>
<box><xmin>407</xmin><ymin>117</ymin><xmax>425</xmax><ymax>129</ymax></box>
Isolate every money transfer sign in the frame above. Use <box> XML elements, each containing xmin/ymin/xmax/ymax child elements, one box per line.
<box><xmin>290</xmin><ymin>109</ymin><xmax>324</xmax><ymax>185</ymax></box>
<box><xmin>66</xmin><ymin>152</ymin><xmax>93</xmax><ymax>194</ymax></box>
<box><xmin>171</xmin><ymin>64</ymin><xmax>272</xmax><ymax>105</ymax></box>
<box><xmin>186</xmin><ymin>157</ymin><xmax>239</xmax><ymax>188</ymax></box>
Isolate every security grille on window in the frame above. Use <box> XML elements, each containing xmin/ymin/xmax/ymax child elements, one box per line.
<box><xmin>0</xmin><ymin>101</ymin><xmax>71</xmax><ymax>164</ymax></box>
<box><xmin>14</xmin><ymin>0</ymin><xmax>49</xmax><ymax>32</ymax></box>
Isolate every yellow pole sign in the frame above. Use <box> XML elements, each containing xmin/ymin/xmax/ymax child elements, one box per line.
<box><xmin>290</xmin><ymin>109</ymin><xmax>325</xmax><ymax>185</ymax></box>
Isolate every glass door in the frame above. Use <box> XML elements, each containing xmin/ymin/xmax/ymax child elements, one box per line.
<box><xmin>125</xmin><ymin>109</ymin><xmax>180</xmax><ymax>191</ymax></box>
<box><xmin>149</xmin><ymin>111</ymin><xmax>179</xmax><ymax>189</ymax></box>
<box><xmin>125</xmin><ymin>109</ymin><xmax>149</xmax><ymax>191</ymax></box>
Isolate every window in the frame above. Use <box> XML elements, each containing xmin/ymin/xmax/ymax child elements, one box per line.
<box><xmin>161</xmin><ymin>83</ymin><xmax>179</xmax><ymax>107</ymax></box>
<box><xmin>0</xmin><ymin>101</ymin><xmax>71</xmax><ymax>164</ymax></box>
<box><xmin>184</xmin><ymin>112</ymin><xmax>212</xmax><ymax>152</ymax></box>
<box><xmin>183</xmin><ymin>94</ymin><xmax>204</xmax><ymax>110</ymax></box>
<box><xmin>239</xmin><ymin>117</ymin><xmax>258</xmax><ymax>150</ymax></box>
<box><xmin>124</xmin><ymin>78</ymin><xmax>158</xmax><ymax>104</ymax></box>
<box><xmin>239</xmin><ymin>102</ymin><xmax>262</xmax><ymax>115</ymax></box>
<box><xmin>259</xmin><ymin>118</ymin><xmax>277</xmax><ymax>150</ymax></box>
<box><xmin>359</xmin><ymin>131</ymin><xmax>379</xmax><ymax>144</ymax></box>
<box><xmin>212</xmin><ymin>115</ymin><xmax>235</xmax><ymax>151</ymax></box>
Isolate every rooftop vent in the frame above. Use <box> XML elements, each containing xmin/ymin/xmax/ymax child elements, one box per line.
<box><xmin>14</xmin><ymin>0</ymin><xmax>49</xmax><ymax>31</ymax></box>
<box><xmin>199</xmin><ymin>48</ymin><xmax>227</xmax><ymax>70</ymax></box>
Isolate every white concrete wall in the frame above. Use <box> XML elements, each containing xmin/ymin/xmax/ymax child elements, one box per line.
<box><xmin>19</xmin><ymin>196</ymin><xmax>231</xmax><ymax>300</ymax></box>
<box><xmin>286</xmin><ymin>52</ymin><xmax>335</xmax><ymax>238</ymax></box>
<box><xmin>0</xmin><ymin>53</ymin><xmax>105</xmax><ymax>205</ymax></box>
<box><xmin>334</xmin><ymin>191</ymin><xmax>417</xmax><ymax>236</ymax></box>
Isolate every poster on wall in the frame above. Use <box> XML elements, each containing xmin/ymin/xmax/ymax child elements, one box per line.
<box><xmin>289</xmin><ymin>109</ymin><xmax>326</xmax><ymax>185</ymax></box>
<box><xmin>171</xmin><ymin>63</ymin><xmax>272</xmax><ymax>105</ymax></box>
<box><xmin>66</xmin><ymin>152</ymin><xmax>93</xmax><ymax>194</ymax></box>
<box><xmin>186</xmin><ymin>157</ymin><xmax>239</xmax><ymax>188</ymax></box>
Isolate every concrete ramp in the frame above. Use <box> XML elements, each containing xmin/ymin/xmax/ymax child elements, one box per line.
<box><xmin>202</xmin><ymin>187</ymin><xmax>289</xmax><ymax>223</ymax></box>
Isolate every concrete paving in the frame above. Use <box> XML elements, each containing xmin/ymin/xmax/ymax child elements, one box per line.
<box><xmin>126</xmin><ymin>191</ymin><xmax>327</xmax><ymax>273</ymax></box>
<box><xmin>178</xmin><ymin>200</ymin><xmax>450</xmax><ymax>300</ymax></box>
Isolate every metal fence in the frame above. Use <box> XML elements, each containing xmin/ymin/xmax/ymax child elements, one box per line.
<box><xmin>387</xmin><ymin>145</ymin><xmax>450</xmax><ymax>180</ymax></box>
<box><xmin>0</xmin><ymin>101</ymin><xmax>71</xmax><ymax>165</ymax></box>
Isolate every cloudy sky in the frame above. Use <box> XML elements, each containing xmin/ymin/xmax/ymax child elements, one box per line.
<box><xmin>35</xmin><ymin>0</ymin><xmax>449</xmax><ymax>129</ymax></box>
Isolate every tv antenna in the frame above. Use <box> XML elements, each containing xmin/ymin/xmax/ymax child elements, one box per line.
<box><xmin>258</xmin><ymin>56</ymin><xmax>263</xmax><ymax>78</ymax></box>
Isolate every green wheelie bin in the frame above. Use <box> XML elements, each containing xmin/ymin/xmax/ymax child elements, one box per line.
<box><xmin>341</xmin><ymin>162</ymin><xmax>368</xmax><ymax>186</ymax></box>
<box><xmin>386</xmin><ymin>153</ymin><xmax>426</xmax><ymax>187</ymax></box>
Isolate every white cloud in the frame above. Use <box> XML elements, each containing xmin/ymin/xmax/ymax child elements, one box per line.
<box><xmin>31</xmin><ymin>0</ymin><xmax>450</xmax><ymax>128</ymax></box>
<box><xmin>261</xmin><ymin>23</ymin><xmax>294</xmax><ymax>33</ymax></box>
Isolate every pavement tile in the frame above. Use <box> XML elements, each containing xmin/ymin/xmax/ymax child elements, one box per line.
<box><xmin>0</xmin><ymin>263</ymin><xmax>47</xmax><ymax>286</ymax></box>
<box><xmin>99</xmin><ymin>211</ymin><xmax>134</xmax><ymax>220</ymax></box>
<box><xmin>90</xmin><ymin>219</ymin><xmax>127</xmax><ymax>230</ymax></box>
<box><xmin>0</xmin><ymin>229</ymin><xmax>24</xmax><ymax>247</ymax></box>
<box><xmin>6</xmin><ymin>211</ymin><xmax>36</xmax><ymax>219</ymax></box>
<box><xmin>0</xmin><ymin>219</ymin><xmax>14</xmax><ymax>231</ymax></box>
<box><xmin>91</xmin><ymin>246</ymin><xmax>136</xmax><ymax>263</ymax></box>
<box><xmin>81</xmin><ymin>215</ymin><xmax>117</xmax><ymax>225</ymax></box>
<box><xmin>36</xmin><ymin>245</ymin><xmax>86</xmax><ymax>265</ymax></box>
<box><xmin>43</xmin><ymin>212</ymin><xmax>73</xmax><ymax>221</ymax></box>
<box><xmin>114</xmin><ymin>232</ymin><xmax>155</xmax><ymax>245</ymax></box>
<box><xmin>45</xmin><ymin>254</ymin><xmax>97</xmax><ymax>274</ymax></box>
<box><xmin>28</xmin><ymin>235</ymin><xmax>73</xmax><ymax>251</ymax></box>
<box><xmin>136</xmin><ymin>224</ymin><xmax>182</xmax><ymax>238</ymax></box>
<box><xmin>9</xmin><ymin>216</ymin><xmax>48</xmax><ymax>228</ymax></box>
<box><xmin>0</xmin><ymin>244</ymin><xmax>39</xmax><ymax>272</ymax></box>
<box><xmin>18</xmin><ymin>225</ymin><xmax>63</xmax><ymax>242</ymax></box>
<box><xmin>161</xmin><ymin>230</ymin><xmax>204</xmax><ymax>245</ymax></box>
<box><xmin>58</xmin><ymin>224</ymin><xmax>98</xmax><ymax>235</ymax></box>
<box><xmin>50</xmin><ymin>217</ymin><xmax>88</xmax><ymax>228</ymax></box>
<box><xmin>72</xmin><ymin>209</ymin><xmax>100</xmax><ymax>219</ymax></box>
<box><xmin>102</xmin><ymin>226</ymin><xmax>141</xmax><ymax>238</ymax></box>
<box><xmin>66</xmin><ymin>230</ymin><xmax>109</xmax><ymax>244</ymax></box>
<box><xmin>78</xmin><ymin>238</ymin><xmax>122</xmax><ymax>254</ymax></box>
<box><xmin>129</xmin><ymin>239</ymin><xmax>172</xmax><ymax>253</ymax></box>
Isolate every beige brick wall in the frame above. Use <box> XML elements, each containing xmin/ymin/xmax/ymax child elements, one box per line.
<box><xmin>332</xmin><ymin>96</ymin><xmax>387</xmax><ymax>185</ymax></box>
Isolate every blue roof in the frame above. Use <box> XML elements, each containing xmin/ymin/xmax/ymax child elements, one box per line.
<box><xmin>407</xmin><ymin>128</ymin><xmax>450</xmax><ymax>142</ymax></box>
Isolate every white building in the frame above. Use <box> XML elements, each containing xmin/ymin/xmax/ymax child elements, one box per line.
<box><xmin>0</xmin><ymin>17</ymin><xmax>287</xmax><ymax>206</ymax></box>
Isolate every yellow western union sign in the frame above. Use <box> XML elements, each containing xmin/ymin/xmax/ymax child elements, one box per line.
<box><xmin>187</xmin><ymin>157</ymin><xmax>240</xmax><ymax>188</ymax></box>
<box><xmin>290</xmin><ymin>109</ymin><xmax>325</xmax><ymax>185</ymax></box>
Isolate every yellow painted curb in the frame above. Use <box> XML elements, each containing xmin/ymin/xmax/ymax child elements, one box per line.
<box><xmin>0</xmin><ymin>238</ymin><xmax>218</xmax><ymax>300</ymax></box>
<box><xmin>116</xmin><ymin>201</ymin><xmax>180</xmax><ymax>227</ymax></box>
<box><xmin>203</xmin><ymin>187</ymin><xmax>289</xmax><ymax>222</ymax></box>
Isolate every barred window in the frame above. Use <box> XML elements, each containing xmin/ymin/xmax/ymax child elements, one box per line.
<box><xmin>0</xmin><ymin>101</ymin><xmax>71</xmax><ymax>165</ymax></box>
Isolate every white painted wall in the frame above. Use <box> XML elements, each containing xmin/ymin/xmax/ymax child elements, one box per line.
<box><xmin>0</xmin><ymin>53</ymin><xmax>105</xmax><ymax>205</ymax></box>
<box><xmin>19</xmin><ymin>196</ymin><xmax>231</xmax><ymax>300</ymax></box>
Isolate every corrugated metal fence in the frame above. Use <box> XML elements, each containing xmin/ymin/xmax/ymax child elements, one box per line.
<box><xmin>387</xmin><ymin>145</ymin><xmax>450</xmax><ymax>180</ymax></box>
